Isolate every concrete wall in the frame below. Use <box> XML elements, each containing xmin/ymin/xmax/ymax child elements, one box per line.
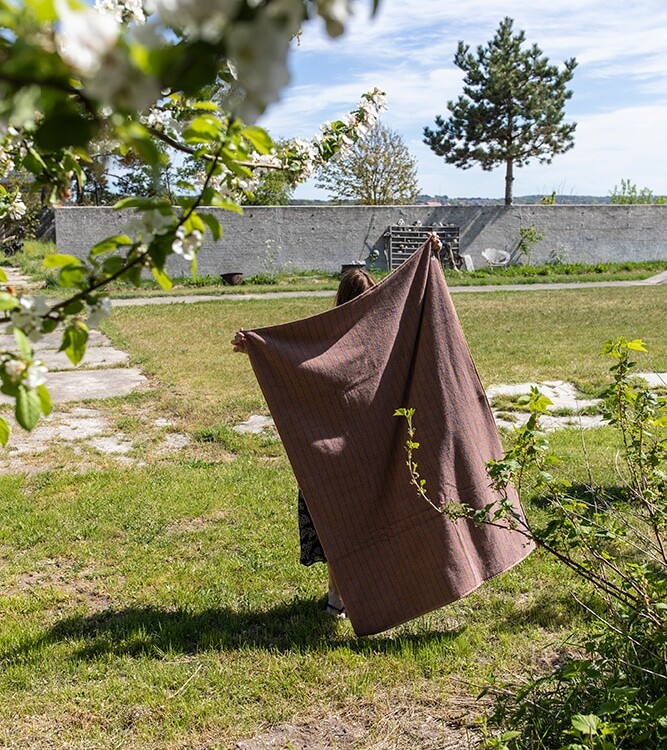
<box><xmin>55</xmin><ymin>204</ymin><xmax>667</xmax><ymax>276</ymax></box>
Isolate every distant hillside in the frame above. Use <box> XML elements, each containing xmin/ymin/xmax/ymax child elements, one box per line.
<box><xmin>290</xmin><ymin>195</ymin><xmax>613</xmax><ymax>206</ymax></box>
<box><xmin>415</xmin><ymin>194</ymin><xmax>613</xmax><ymax>206</ymax></box>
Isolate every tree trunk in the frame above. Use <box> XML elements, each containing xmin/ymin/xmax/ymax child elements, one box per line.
<box><xmin>504</xmin><ymin>158</ymin><xmax>514</xmax><ymax>206</ymax></box>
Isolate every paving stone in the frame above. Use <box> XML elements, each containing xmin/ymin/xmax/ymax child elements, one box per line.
<box><xmin>635</xmin><ymin>372</ymin><xmax>667</xmax><ymax>388</ymax></box>
<box><xmin>486</xmin><ymin>380</ymin><xmax>600</xmax><ymax>411</ymax></box>
<box><xmin>37</xmin><ymin>346</ymin><xmax>129</xmax><ymax>371</ymax></box>
<box><xmin>0</xmin><ymin>368</ymin><xmax>148</xmax><ymax>404</ymax></box>
<box><xmin>233</xmin><ymin>415</ymin><xmax>276</xmax><ymax>434</ymax></box>
<box><xmin>0</xmin><ymin>329</ymin><xmax>110</xmax><ymax>351</ymax></box>
<box><xmin>89</xmin><ymin>436</ymin><xmax>134</xmax><ymax>454</ymax></box>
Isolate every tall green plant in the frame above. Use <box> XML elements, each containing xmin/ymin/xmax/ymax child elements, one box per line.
<box><xmin>396</xmin><ymin>337</ymin><xmax>667</xmax><ymax>749</ymax></box>
<box><xmin>610</xmin><ymin>179</ymin><xmax>667</xmax><ymax>205</ymax></box>
<box><xmin>517</xmin><ymin>225</ymin><xmax>545</xmax><ymax>263</ymax></box>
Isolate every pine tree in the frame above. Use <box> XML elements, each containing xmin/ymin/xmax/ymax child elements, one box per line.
<box><xmin>423</xmin><ymin>17</ymin><xmax>577</xmax><ymax>205</ymax></box>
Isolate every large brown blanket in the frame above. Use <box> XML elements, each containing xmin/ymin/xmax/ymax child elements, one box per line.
<box><xmin>245</xmin><ymin>240</ymin><xmax>533</xmax><ymax>635</ymax></box>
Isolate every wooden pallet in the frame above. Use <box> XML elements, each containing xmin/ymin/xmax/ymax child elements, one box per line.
<box><xmin>384</xmin><ymin>224</ymin><xmax>461</xmax><ymax>270</ymax></box>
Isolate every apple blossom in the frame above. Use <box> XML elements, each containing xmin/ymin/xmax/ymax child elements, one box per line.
<box><xmin>55</xmin><ymin>0</ymin><xmax>120</xmax><ymax>77</ymax></box>
<box><xmin>171</xmin><ymin>227</ymin><xmax>203</xmax><ymax>261</ymax></box>
<box><xmin>25</xmin><ymin>363</ymin><xmax>48</xmax><ymax>390</ymax></box>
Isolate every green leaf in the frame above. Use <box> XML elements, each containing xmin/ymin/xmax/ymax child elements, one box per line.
<box><xmin>571</xmin><ymin>714</ymin><xmax>600</xmax><ymax>735</ymax></box>
<box><xmin>119</xmin><ymin>122</ymin><xmax>166</xmax><ymax>166</ymax></box>
<box><xmin>13</xmin><ymin>328</ymin><xmax>32</xmax><ymax>359</ymax></box>
<box><xmin>627</xmin><ymin>339</ymin><xmax>647</xmax><ymax>352</ymax></box>
<box><xmin>34</xmin><ymin>109</ymin><xmax>94</xmax><ymax>150</ymax></box>
<box><xmin>30</xmin><ymin>0</ymin><xmax>57</xmax><ymax>23</ymax></box>
<box><xmin>208</xmin><ymin>194</ymin><xmax>244</xmax><ymax>213</ymax></box>
<box><xmin>0</xmin><ymin>291</ymin><xmax>19</xmax><ymax>311</ymax></box>
<box><xmin>42</xmin><ymin>317</ymin><xmax>58</xmax><ymax>333</ymax></box>
<box><xmin>89</xmin><ymin>235</ymin><xmax>133</xmax><ymax>258</ymax></box>
<box><xmin>63</xmin><ymin>299</ymin><xmax>84</xmax><ymax>315</ymax></box>
<box><xmin>151</xmin><ymin>266</ymin><xmax>173</xmax><ymax>291</ymax></box>
<box><xmin>183</xmin><ymin>114</ymin><xmax>223</xmax><ymax>143</ymax></box>
<box><xmin>59</xmin><ymin>322</ymin><xmax>89</xmax><ymax>366</ymax></box>
<box><xmin>0</xmin><ymin>416</ymin><xmax>10</xmax><ymax>447</ymax></box>
<box><xmin>16</xmin><ymin>385</ymin><xmax>42</xmax><ymax>431</ymax></box>
<box><xmin>22</xmin><ymin>147</ymin><xmax>47</xmax><ymax>175</ymax></box>
<box><xmin>0</xmin><ymin>268</ymin><xmax>7</xmax><ymax>283</ymax></box>
<box><xmin>36</xmin><ymin>384</ymin><xmax>52</xmax><ymax>417</ymax></box>
<box><xmin>122</xmin><ymin>264</ymin><xmax>143</xmax><ymax>287</ymax></box>
<box><xmin>199</xmin><ymin>212</ymin><xmax>222</xmax><ymax>240</ymax></box>
<box><xmin>183</xmin><ymin>211</ymin><xmax>205</xmax><ymax>234</ymax></box>
<box><xmin>43</xmin><ymin>254</ymin><xmax>83</xmax><ymax>269</ymax></box>
<box><xmin>59</xmin><ymin>265</ymin><xmax>87</xmax><ymax>288</ymax></box>
<box><xmin>101</xmin><ymin>256</ymin><xmax>126</xmax><ymax>276</ymax></box>
<box><xmin>113</xmin><ymin>196</ymin><xmax>165</xmax><ymax>210</ymax></box>
<box><xmin>191</xmin><ymin>100</ymin><xmax>219</xmax><ymax>111</ymax></box>
<box><xmin>242</xmin><ymin>126</ymin><xmax>273</xmax><ymax>154</ymax></box>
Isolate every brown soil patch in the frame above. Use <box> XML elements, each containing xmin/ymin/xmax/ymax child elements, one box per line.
<box><xmin>235</xmin><ymin>690</ymin><xmax>484</xmax><ymax>750</ymax></box>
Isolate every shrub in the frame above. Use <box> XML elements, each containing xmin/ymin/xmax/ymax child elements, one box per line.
<box><xmin>397</xmin><ymin>338</ymin><xmax>667</xmax><ymax>749</ymax></box>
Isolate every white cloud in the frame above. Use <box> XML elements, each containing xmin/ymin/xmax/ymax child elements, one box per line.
<box><xmin>266</xmin><ymin>0</ymin><xmax>667</xmax><ymax>199</ymax></box>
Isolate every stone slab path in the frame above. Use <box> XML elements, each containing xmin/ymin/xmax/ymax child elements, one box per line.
<box><xmin>0</xmin><ymin>329</ymin><xmax>147</xmax><ymax>404</ymax></box>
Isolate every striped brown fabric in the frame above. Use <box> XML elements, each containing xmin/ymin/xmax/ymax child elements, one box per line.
<box><xmin>245</xmin><ymin>240</ymin><xmax>534</xmax><ymax>636</ymax></box>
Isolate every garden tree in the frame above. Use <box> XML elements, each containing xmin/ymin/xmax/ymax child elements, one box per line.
<box><xmin>423</xmin><ymin>17</ymin><xmax>577</xmax><ymax>206</ymax></box>
<box><xmin>315</xmin><ymin>121</ymin><xmax>419</xmax><ymax>204</ymax></box>
<box><xmin>241</xmin><ymin>140</ymin><xmax>295</xmax><ymax>205</ymax></box>
<box><xmin>243</xmin><ymin>168</ymin><xmax>294</xmax><ymax>205</ymax></box>
<box><xmin>0</xmin><ymin>0</ymin><xmax>386</xmax><ymax>442</ymax></box>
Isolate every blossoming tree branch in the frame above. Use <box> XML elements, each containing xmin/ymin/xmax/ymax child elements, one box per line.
<box><xmin>0</xmin><ymin>0</ymin><xmax>385</xmax><ymax>442</ymax></box>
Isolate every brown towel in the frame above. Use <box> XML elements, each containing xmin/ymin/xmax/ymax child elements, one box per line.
<box><xmin>245</xmin><ymin>240</ymin><xmax>534</xmax><ymax>635</ymax></box>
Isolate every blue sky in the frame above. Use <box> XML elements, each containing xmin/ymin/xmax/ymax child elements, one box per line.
<box><xmin>260</xmin><ymin>0</ymin><xmax>667</xmax><ymax>200</ymax></box>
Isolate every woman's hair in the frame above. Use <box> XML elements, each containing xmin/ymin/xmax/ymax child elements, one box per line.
<box><xmin>335</xmin><ymin>268</ymin><xmax>376</xmax><ymax>306</ymax></box>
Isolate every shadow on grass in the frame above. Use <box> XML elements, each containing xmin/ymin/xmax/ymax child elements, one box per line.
<box><xmin>529</xmin><ymin>483</ymin><xmax>629</xmax><ymax>511</ymax></box>
<box><xmin>2</xmin><ymin>598</ymin><xmax>465</xmax><ymax>662</ymax></box>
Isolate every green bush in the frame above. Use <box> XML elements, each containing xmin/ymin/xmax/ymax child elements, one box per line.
<box><xmin>398</xmin><ymin>338</ymin><xmax>667</xmax><ymax>749</ymax></box>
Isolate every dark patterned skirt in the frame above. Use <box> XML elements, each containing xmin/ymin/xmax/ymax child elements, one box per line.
<box><xmin>297</xmin><ymin>488</ymin><xmax>327</xmax><ymax>565</ymax></box>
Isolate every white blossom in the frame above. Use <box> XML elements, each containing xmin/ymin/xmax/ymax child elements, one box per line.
<box><xmin>147</xmin><ymin>0</ymin><xmax>241</xmax><ymax>41</ymax></box>
<box><xmin>225</xmin><ymin>9</ymin><xmax>297</xmax><ymax>123</ymax></box>
<box><xmin>3</xmin><ymin>358</ymin><xmax>26</xmax><ymax>383</ymax></box>
<box><xmin>25</xmin><ymin>363</ymin><xmax>48</xmax><ymax>389</ymax></box>
<box><xmin>8</xmin><ymin>195</ymin><xmax>26</xmax><ymax>221</ymax></box>
<box><xmin>86</xmin><ymin>297</ymin><xmax>112</xmax><ymax>328</ymax></box>
<box><xmin>123</xmin><ymin>209</ymin><xmax>175</xmax><ymax>244</ymax></box>
<box><xmin>9</xmin><ymin>296</ymin><xmax>51</xmax><ymax>342</ymax></box>
<box><xmin>84</xmin><ymin>48</ymin><xmax>160</xmax><ymax>111</ymax></box>
<box><xmin>55</xmin><ymin>0</ymin><xmax>120</xmax><ymax>76</ymax></box>
<box><xmin>171</xmin><ymin>226</ymin><xmax>202</xmax><ymax>261</ymax></box>
<box><xmin>95</xmin><ymin>0</ymin><xmax>146</xmax><ymax>24</ymax></box>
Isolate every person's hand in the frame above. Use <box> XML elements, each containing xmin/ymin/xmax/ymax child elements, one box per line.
<box><xmin>428</xmin><ymin>231</ymin><xmax>443</xmax><ymax>256</ymax></box>
<box><xmin>231</xmin><ymin>329</ymin><xmax>248</xmax><ymax>354</ymax></box>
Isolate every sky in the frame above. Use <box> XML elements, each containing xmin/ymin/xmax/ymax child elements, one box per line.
<box><xmin>259</xmin><ymin>0</ymin><xmax>667</xmax><ymax>200</ymax></box>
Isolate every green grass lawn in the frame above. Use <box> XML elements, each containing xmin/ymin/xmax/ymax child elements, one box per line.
<box><xmin>8</xmin><ymin>241</ymin><xmax>667</xmax><ymax>299</ymax></box>
<box><xmin>0</xmin><ymin>285</ymin><xmax>665</xmax><ymax>747</ymax></box>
